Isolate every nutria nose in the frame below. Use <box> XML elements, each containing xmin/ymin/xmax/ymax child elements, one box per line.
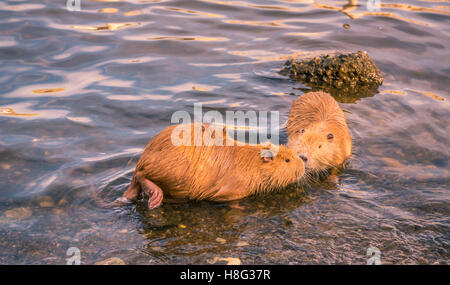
<box><xmin>299</xmin><ymin>155</ymin><xmax>308</xmax><ymax>163</ymax></box>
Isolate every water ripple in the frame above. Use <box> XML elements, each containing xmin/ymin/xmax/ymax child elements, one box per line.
<box><xmin>0</xmin><ymin>0</ymin><xmax>448</xmax><ymax>265</ymax></box>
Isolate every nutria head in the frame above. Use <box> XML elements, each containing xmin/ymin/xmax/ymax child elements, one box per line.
<box><xmin>258</xmin><ymin>145</ymin><xmax>305</xmax><ymax>190</ymax></box>
<box><xmin>287</xmin><ymin>92</ymin><xmax>352</xmax><ymax>171</ymax></box>
<box><xmin>288</xmin><ymin>121</ymin><xmax>351</xmax><ymax>171</ymax></box>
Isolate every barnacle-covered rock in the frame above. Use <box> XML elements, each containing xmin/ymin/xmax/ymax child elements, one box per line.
<box><xmin>281</xmin><ymin>51</ymin><xmax>383</xmax><ymax>102</ymax></box>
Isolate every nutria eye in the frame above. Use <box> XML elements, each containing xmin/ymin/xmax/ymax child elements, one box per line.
<box><xmin>327</xmin><ymin>133</ymin><xmax>334</xmax><ymax>140</ymax></box>
<box><xmin>285</xmin><ymin>159</ymin><xmax>290</xmax><ymax>163</ymax></box>
<box><xmin>301</xmin><ymin>129</ymin><xmax>305</xmax><ymax>133</ymax></box>
<box><xmin>318</xmin><ymin>145</ymin><xmax>322</xmax><ymax>149</ymax></box>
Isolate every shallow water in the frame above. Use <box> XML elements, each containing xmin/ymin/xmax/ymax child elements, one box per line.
<box><xmin>0</xmin><ymin>0</ymin><xmax>449</xmax><ymax>264</ymax></box>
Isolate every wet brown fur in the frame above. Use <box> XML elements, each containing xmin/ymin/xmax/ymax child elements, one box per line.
<box><xmin>286</xmin><ymin>91</ymin><xmax>352</xmax><ymax>171</ymax></box>
<box><xmin>124</xmin><ymin>123</ymin><xmax>305</xmax><ymax>204</ymax></box>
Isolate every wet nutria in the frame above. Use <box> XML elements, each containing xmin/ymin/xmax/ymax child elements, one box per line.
<box><xmin>117</xmin><ymin>123</ymin><xmax>305</xmax><ymax>209</ymax></box>
<box><xmin>286</xmin><ymin>91</ymin><xmax>352</xmax><ymax>172</ymax></box>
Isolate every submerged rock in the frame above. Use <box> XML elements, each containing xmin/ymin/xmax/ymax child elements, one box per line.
<box><xmin>281</xmin><ymin>51</ymin><xmax>383</xmax><ymax>102</ymax></box>
<box><xmin>4</xmin><ymin>207</ymin><xmax>32</xmax><ymax>220</ymax></box>
<box><xmin>94</xmin><ymin>257</ymin><xmax>126</xmax><ymax>265</ymax></box>
<box><xmin>236</xmin><ymin>241</ymin><xmax>249</xmax><ymax>247</ymax></box>
<box><xmin>215</xmin><ymin>237</ymin><xmax>227</xmax><ymax>244</ymax></box>
<box><xmin>38</xmin><ymin>196</ymin><xmax>54</xmax><ymax>208</ymax></box>
<box><xmin>209</xmin><ymin>257</ymin><xmax>241</xmax><ymax>265</ymax></box>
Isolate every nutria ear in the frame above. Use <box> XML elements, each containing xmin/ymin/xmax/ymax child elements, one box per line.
<box><xmin>263</xmin><ymin>156</ymin><xmax>274</xmax><ymax>162</ymax></box>
<box><xmin>261</xmin><ymin>149</ymin><xmax>274</xmax><ymax>163</ymax></box>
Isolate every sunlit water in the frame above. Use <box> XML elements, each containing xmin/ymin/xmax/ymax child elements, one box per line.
<box><xmin>0</xmin><ymin>0</ymin><xmax>449</xmax><ymax>264</ymax></box>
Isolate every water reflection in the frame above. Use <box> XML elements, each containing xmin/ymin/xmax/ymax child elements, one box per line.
<box><xmin>32</xmin><ymin>88</ymin><xmax>66</xmax><ymax>94</ymax></box>
<box><xmin>163</xmin><ymin>7</ymin><xmax>225</xmax><ymax>18</ymax></box>
<box><xmin>314</xmin><ymin>0</ymin><xmax>443</xmax><ymax>26</ymax></box>
<box><xmin>71</xmin><ymin>22</ymin><xmax>141</xmax><ymax>31</ymax></box>
<box><xmin>147</xmin><ymin>36</ymin><xmax>228</xmax><ymax>41</ymax></box>
<box><xmin>98</xmin><ymin>8</ymin><xmax>119</xmax><ymax>13</ymax></box>
<box><xmin>0</xmin><ymin>108</ymin><xmax>38</xmax><ymax>117</ymax></box>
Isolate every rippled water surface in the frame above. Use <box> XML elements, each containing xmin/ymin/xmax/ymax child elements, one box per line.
<box><xmin>0</xmin><ymin>0</ymin><xmax>449</xmax><ymax>264</ymax></box>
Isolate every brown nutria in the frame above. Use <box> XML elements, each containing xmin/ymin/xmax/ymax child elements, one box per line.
<box><xmin>117</xmin><ymin>123</ymin><xmax>305</xmax><ymax>209</ymax></box>
<box><xmin>286</xmin><ymin>91</ymin><xmax>352</xmax><ymax>172</ymax></box>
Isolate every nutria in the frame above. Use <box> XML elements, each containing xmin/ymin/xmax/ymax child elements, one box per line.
<box><xmin>286</xmin><ymin>91</ymin><xmax>352</xmax><ymax>172</ymax></box>
<box><xmin>117</xmin><ymin>123</ymin><xmax>305</xmax><ymax>209</ymax></box>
